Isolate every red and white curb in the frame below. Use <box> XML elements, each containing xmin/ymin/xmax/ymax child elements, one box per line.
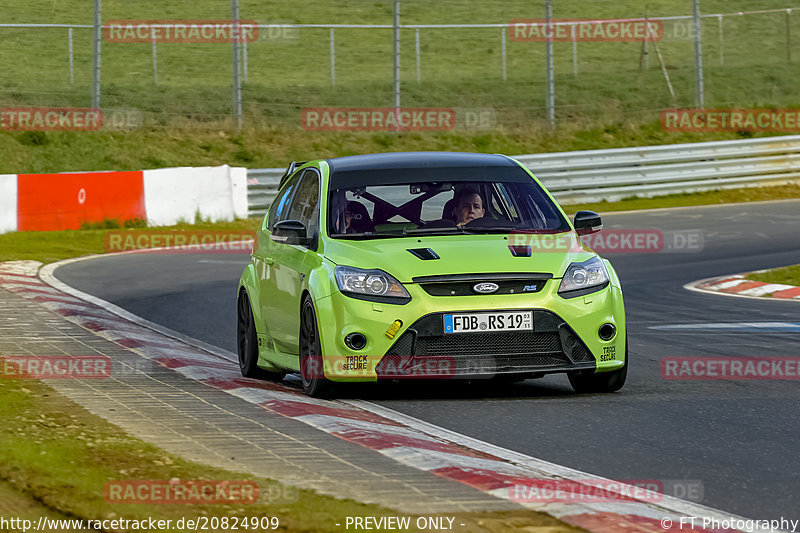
<box><xmin>686</xmin><ymin>272</ymin><xmax>800</xmax><ymax>301</ymax></box>
<box><xmin>1</xmin><ymin>258</ymin><xmax>781</xmax><ymax>533</ymax></box>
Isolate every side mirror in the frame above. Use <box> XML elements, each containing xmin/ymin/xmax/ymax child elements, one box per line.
<box><xmin>573</xmin><ymin>211</ymin><xmax>602</xmax><ymax>236</ymax></box>
<box><xmin>271</xmin><ymin>219</ymin><xmax>310</xmax><ymax>246</ymax></box>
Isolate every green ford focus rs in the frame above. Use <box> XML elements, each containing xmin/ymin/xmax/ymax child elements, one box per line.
<box><xmin>237</xmin><ymin>152</ymin><xmax>627</xmax><ymax>397</ymax></box>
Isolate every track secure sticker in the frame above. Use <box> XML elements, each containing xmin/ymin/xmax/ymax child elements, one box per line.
<box><xmin>601</xmin><ymin>346</ymin><xmax>616</xmax><ymax>362</ymax></box>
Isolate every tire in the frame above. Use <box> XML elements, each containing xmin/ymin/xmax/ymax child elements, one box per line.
<box><xmin>237</xmin><ymin>290</ymin><xmax>285</xmax><ymax>381</ymax></box>
<box><xmin>299</xmin><ymin>295</ymin><xmax>333</xmax><ymax>398</ymax></box>
<box><xmin>569</xmin><ymin>340</ymin><xmax>628</xmax><ymax>394</ymax></box>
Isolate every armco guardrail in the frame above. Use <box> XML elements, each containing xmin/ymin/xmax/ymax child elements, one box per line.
<box><xmin>247</xmin><ymin>168</ymin><xmax>285</xmax><ymax>218</ymax></box>
<box><xmin>247</xmin><ymin>135</ymin><xmax>800</xmax><ymax>217</ymax></box>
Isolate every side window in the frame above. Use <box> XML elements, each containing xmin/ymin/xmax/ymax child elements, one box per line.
<box><xmin>268</xmin><ymin>172</ymin><xmax>301</xmax><ymax>231</ymax></box>
<box><xmin>286</xmin><ymin>169</ymin><xmax>320</xmax><ymax>240</ymax></box>
<box><xmin>494</xmin><ymin>183</ymin><xmax>519</xmax><ymax>220</ymax></box>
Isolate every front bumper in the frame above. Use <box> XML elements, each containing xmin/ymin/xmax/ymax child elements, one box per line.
<box><xmin>314</xmin><ymin>278</ymin><xmax>625</xmax><ymax>381</ymax></box>
<box><xmin>378</xmin><ymin>310</ymin><xmax>595</xmax><ymax>378</ymax></box>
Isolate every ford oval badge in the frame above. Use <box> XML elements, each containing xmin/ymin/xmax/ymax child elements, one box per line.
<box><xmin>473</xmin><ymin>282</ymin><xmax>499</xmax><ymax>294</ymax></box>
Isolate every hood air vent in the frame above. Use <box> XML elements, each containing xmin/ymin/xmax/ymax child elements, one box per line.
<box><xmin>508</xmin><ymin>244</ymin><xmax>532</xmax><ymax>257</ymax></box>
<box><xmin>407</xmin><ymin>248</ymin><xmax>440</xmax><ymax>260</ymax></box>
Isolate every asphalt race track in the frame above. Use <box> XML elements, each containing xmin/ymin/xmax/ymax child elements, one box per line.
<box><xmin>55</xmin><ymin>200</ymin><xmax>800</xmax><ymax>522</ymax></box>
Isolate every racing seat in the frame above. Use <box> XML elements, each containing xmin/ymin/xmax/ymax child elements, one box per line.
<box><xmin>346</xmin><ymin>201</ymin><xmax>374</xmax><ymax>233</ymax></box>
<box><xmin>441</xmin><ymin>198</ymin><xmax>457</xmax><ymax>222</ymax></box>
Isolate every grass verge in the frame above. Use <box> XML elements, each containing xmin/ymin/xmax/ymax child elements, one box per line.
<box><xmin>0</xmin><ymin>377</ymin><xmax>578</xmax><ymax>533</ymax></box>
<box><xmin>745</xmin><ymin>264</ymin><xmax>800</xmax><ymax>286</ymax></box>
<box><xmin>0</xmin><ymin>127</ymin><xmax>794</xmax><ymax>175</ymax></box>
<box><xmin>0</xmin><ymin>219</ymin><xmax>261</xmax><ymax>264</ymax></box>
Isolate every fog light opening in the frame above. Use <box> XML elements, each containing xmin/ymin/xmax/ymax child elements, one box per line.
<box><xmin>598</xmin><ymin>323</ymin><xmax>616</xmax><ymax>341</ymax></box>
<box><xmin>345</xmin><ymin>332</ymin><xmax>367</xmax><ymax>351</ymax></box>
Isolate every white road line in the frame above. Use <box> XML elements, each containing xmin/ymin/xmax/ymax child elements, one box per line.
<box><xmin>648</xmin><ymin>322</ymin><xmax>800</xmax><ymax>332</ymax></box>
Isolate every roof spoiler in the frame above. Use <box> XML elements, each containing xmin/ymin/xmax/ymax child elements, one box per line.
<box><xmin>279</xmin><ymin>161</ymin><xmax>308</xmax><ymax>188</ymax></box>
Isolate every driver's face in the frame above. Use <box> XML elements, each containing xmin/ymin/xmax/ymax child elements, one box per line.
<box><xmin>456</xmin><ymin>193</ymin><xmax>485</xmax><ymax>225</ymax></box>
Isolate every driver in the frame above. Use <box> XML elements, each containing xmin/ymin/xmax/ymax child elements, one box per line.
<box><xmin>453</xmin><ymin>187</ymin><xmax>485</xmax><ymax>226</ymax></box>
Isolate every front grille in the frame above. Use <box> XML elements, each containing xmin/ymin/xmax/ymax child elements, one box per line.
<box><xmin>416</xmin><ymin>331</ymin><xmax>561</xmax><ymax>356</ymax></box>
<box><xmin>419</xmin><ymin>280</ymin><xmax>547</xmax><ymax>296</ymax></box>
<box><xmin>378</xmin><ymin>310</ymin><xmax>595</xmax><ymax>377</ymax></box>
<box><xmin>413</xmin><ymin>272</ymin><xmax>552</xmax><ymax>297</ymax></box>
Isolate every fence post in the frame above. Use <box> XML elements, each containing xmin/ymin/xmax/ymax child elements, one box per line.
<box><xmin>393</xmin><ymin>0</ymin><xmax>400</xmax><ymax>112</ymax></box>
<box><xmin>243</xmin><ymin>34</ymin><xmax>248</xmax><ymax>82</ymax></box>
<box><xmin>787</xmin><ymin>9</ymin><xmax>792</xmax><ymax>64</ymax></box>
<box><xmin>232</xmin><ymin>0</ymin><xmax>242</xmax><ymax>130</ymax></box>
<box><xmin>571</xmin><ymin>23</ymin><xmax>577</xmax><ymax>76</ymax></box>
<box><xmin>151</xmin><ymin>31</ymin><xmax>158</xmax><ymax>86</ymax></box>
<box><xmin>415</xmin><ymin>28</ymin><xmax>420</xmax><ymax>83</ymax></box>
<box><xmin>91</xmin><ymin>0</ymin><xmax>101</xmax><ymax>108</ymax></box>
<box><xmin>641</xmin><ymin>11</ymin><xmax>650</xmax><ymax>70</ymax></box>
<box><xmin>545</xmin><ymin>0</ymin><xmax>555</xmax><ymax>127</ymax></box>
<box><xmin>68</xmin><ymin>28</ymin><xmax>74</xmax><ymax>85</ymax></box>
<box><xmin>330</xmin><ymin>28</ymin><xmax>336</xmax><ymax>85</ymax></box>
<box><xmin>501</xmin><ymin>27</ymin><xmax>507</xmax><ymax>81</ymax></box>
<box><xmin>693</xmin><ymin>0</ymin><xmax>704</xmax><ymax>107</ymax></box>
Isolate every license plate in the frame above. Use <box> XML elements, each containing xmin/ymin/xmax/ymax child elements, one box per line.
<box><xmin>443</xmin><ymin>311</ymin><xmax>533</xmax><ymax>334</ymax></box>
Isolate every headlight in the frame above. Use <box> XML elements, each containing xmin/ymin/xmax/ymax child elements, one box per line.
<box><xmin>558</xmin><ymin>257</ymin><xmax>609</xmax><ymax>297</ymax></box>
<box><xmin>335</xmin><ymin>266</ymin><xmax>411</xmax><ymax>304</ymax></box>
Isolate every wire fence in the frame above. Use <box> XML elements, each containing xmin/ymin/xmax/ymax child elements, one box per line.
<box><xmin>2</xmin><ymin>0</ymin><xmax>800</xmax><ymax>132</ymax></box>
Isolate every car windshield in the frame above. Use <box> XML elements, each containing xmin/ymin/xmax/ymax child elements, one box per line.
<box><xmin>328</xmin><ymin>178</ymin><xmax>570</xmax><ymax>239</ymax></box>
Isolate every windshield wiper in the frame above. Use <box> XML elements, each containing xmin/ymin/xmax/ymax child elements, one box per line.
<box><xmin>403</xmin><ymin>226</ymin><xmax>465</xmax><ymax>235</ymax></box>
<box><xmin>404</xmin><ymin>225</ymin><xmax>525</xmax><ymax>235</ymax></box>
<box><xmin>459</xmin><ymin>225</ymin><xmax>520</xmax><ymax>233</ymax></box>
<box><xmin>331</xmin><ymin>233</ymin><xmax>406</xmax><ymax>240</ymax></box>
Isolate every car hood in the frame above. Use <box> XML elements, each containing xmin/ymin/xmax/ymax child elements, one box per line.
<box><xmin>322</xmin><ymin>232</ymin><xmax>595</xmax><ymax>283</ymax></box>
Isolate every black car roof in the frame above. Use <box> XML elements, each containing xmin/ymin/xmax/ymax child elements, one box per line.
<box><xmin>327</xmin><ymin>151</ymin><xmax>514</xmax><ymax>171</ymax></box>
<box><xmin>325</xmin><ymin>152</ymin><xmax>531</xmax><ymax>188</ymax></box>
